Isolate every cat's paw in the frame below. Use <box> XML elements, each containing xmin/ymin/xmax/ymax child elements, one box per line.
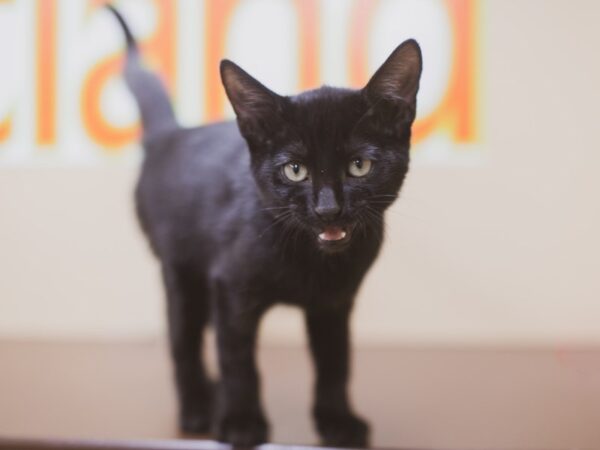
<box><xmin>179</xmin><ymin>398</ymin><xmax>213</xmax><ymax>435</ymax></box>
<box><xmin>178</xmin><ymin>383</ymin><xmax>215</xmax><ymax>435</ymax></box>
<box><xmin>180</xmin><ymin>409</ymin><xmax>211</xmax><ymax>435</ymax></box>
<box><xmin>216</xmin><ymin>413</ymin><xmax>269</xmax><ymax>446</ymax></box>
<box><xmin>315</xmin><ymin>410</ymin><xmax>370</xmax><ymax>448</ymax></box>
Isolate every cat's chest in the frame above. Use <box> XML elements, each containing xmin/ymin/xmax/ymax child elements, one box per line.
<box><xmin>218</xmin><ymin>220</ymin><xmax>381</xmax><ymax>307</ymax></box>
<box><xmin>264</xmin><ymin>249</ymin><xmax>375</xmax><ymax>307</ymax></box>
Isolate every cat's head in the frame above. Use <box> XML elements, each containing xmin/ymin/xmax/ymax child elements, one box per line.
<box><xmin>220</xmin><ymin>40</ymin><xmax>422</xmax><ymax>253</ymax></box>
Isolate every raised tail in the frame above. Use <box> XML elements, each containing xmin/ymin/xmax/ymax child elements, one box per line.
<box><xmin>106</xmin><ymin>5</ymin><xmax>177</xmax><ymax>136</ymax></box>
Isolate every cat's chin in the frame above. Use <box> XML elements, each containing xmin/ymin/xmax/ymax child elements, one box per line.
<box><xmin>316</xmin><ymin>225</ymin><xmax>352</xmax><ymax>253</ymax></box>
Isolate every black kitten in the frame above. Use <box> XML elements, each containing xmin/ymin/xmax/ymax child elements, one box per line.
<box><xmin>108</xmin><ymin>6</ymin><xmax>422</xmax><ymax>448</ymax></box>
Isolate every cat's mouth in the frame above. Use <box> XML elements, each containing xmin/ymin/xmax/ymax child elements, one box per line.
<box><xmin>317</xmin><ymin>225</ymin><xmax>352</xmax><ymax>250</ymax></box>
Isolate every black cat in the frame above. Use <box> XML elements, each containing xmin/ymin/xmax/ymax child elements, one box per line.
<box><xmin>108</xmin><ymin>6</ymin><xmax>422</xmax><ymax>448</ymax></box>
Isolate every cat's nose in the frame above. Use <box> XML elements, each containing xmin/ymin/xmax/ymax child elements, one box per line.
<box><xmin>315</xmin><ymin>187</ymin><xmax>341</xmax><ymax>221</ymax></box>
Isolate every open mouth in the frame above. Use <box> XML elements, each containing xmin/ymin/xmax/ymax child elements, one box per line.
<box><xmin>317</xmin><ymin>225</ymin><xmax>352</xmax><ymax>249</ymax></box>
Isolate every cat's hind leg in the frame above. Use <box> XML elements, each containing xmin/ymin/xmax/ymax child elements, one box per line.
<box><xmin>162</xmin><ymin>262</ymin><xmax>213</xmax><ymax>434</ymax></box>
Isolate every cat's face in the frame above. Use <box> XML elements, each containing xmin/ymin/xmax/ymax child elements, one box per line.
<box><xmin>221</xmin><ymin>40</ymin><xmax>422</xmax><ymax>253</ymax></box>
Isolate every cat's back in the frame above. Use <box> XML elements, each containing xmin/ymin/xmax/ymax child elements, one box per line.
<box><xmin>142</xmin><ymin>120</ymin><xmax>246</xmax><ymax>170</ymax></box>
<box><xmin>136</xmin><ymin>121</ymin><xmax>256</xmax><ymax>261</ymax></box>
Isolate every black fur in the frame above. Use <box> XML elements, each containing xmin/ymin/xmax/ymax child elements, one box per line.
<box><xmin>108</xmin><ymin>6</ymin><xmax>422</xmax><ymax>447</ymax></box>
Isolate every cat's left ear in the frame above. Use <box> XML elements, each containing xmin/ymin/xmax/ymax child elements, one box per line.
<box><xmin>364</xmin><ymin>39</ymin><xmax>423</xmax><ymax>108</ymax></box>
<box><xmin>220</xmin><ymin>60</ymin><xmax>285</xmax><ymax>141</ymax></box>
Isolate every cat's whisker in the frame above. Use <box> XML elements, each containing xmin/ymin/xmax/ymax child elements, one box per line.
<box><xmin>366</xmin><ymin>200</ymin><xmax>396</xmax><ymax>205</ymax></box>
<box><xmin>279</xmin><ymin>215</ymin><xmax>303</xmax><ymax>257</ymax></box>
<box><xmin>357</xmin><ymin>215</ymin><xmax>369</xmax><ymax>239</ymax></box>
<box><xmin>294</xmin><ymin>221</ymin><xmax>302</xmax><ymax>253</ymax></box>
<box><xmin>288</xmin><ymin>221</ymin><xmax>302</xmax><ymax>256</ymax></box>
<box><xmin>258</xmin><ymin>210</ymin><xmax>294</xmax><ymax>239</ymax></box>
<box><xmin>365</xmin><ymin>194</ymin><xmax>399</xmax><ymax>201</ymax></box>
<box><xmin>277</xmin><ymin>218</ymin><xmax>293</xmax><ymax>254</ymax></box>
<box><xmin>261</xmin><ymin>205</ymin><xmax>292</xmax><ymax>212</ymax></box>
<box><xmin>360</xmin><ymin>206</ymin><xmax>387</xmax><ymax>245</ymax></box>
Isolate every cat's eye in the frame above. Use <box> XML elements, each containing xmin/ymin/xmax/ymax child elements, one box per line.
<box><xmin>283</xmin><ymin>162</ymin><xmax>309</xmax><ymax>182</ymax></box>
<box><xmin>348</xmin><ymin>158</ymin><xmax>372</xmax><ymax>177</ymax></box>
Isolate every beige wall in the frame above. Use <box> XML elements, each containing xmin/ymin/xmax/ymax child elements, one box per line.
<box><xmin>1</xmin><ymin>0</ymin><xmax>599</xmax><ymax>345</ymax></box>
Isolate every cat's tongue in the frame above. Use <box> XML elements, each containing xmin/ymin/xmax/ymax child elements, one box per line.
<box><xmin>318</xmin><ymin>226</ymin><xmax>347</xmax><ymax>242</ymax></box>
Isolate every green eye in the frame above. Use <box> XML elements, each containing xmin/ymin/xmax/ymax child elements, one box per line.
<box><xmin>284</xmin><ymin>162</ymin><xmax>309</xmax><ymax>182</ymax></box>
<box><xmin>348</xmin><ymin>158</ymin><xmax>372</xmax><ymax>177</ymax></box>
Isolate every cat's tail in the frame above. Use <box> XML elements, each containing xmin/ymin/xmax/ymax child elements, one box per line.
<box><xmin>106</xmin><ymin>4</ymin><xmax>178</xmax><ymax>136</ymax></box>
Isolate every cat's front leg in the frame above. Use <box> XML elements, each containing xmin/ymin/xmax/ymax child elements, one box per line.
<box><xmin>213</xmin><ymin>280</ymin><xmax>269</xmax><ymax>446</ymax></box>
<box><xmin>306</xmin><ymin>305</ymin><xmax>370</xmax><ymax>447</ymax></box>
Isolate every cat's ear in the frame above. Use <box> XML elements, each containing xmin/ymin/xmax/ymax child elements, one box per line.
<box><xmin>364</xmin><ymin>39</ymin><xmax>423</xmax><ymax>107</ymax></box>
<box><xmin>220</xmin><ymin>60</ymin><xmax>284</xmax><ymax>139</ymax></box>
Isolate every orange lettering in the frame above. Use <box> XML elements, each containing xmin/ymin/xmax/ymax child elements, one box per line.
<box><xmin>349</xmin><ymin>0</ymin><xmax>477</xmax><ymax>144</ymax></box>
<box><xmin>203</xmin><ymin>0</ymin><xmax>239</xmax><ymax>121</ymax></box>
<box><xmin>36</xmin><ymin>0</ymin><xmax>57</xmax><ymax>146</ymax></box>
<box><xmin>0</xmin><ymin>116</ymin><xmax>10</xmax><ymax>143</ymax></box>
<box><xmin>0</xmin><ymin>0</ymin><xmax>13</xmax><ymax>144</ymax></box>
<box><xmin>293</xmin><ymin>0</ymin><xmax>320</xmax><ymax>90</ymax></box>
<box><xmin>348</xmin><ymin>0</ymin><xmax>372</xmax><ymax>89</ymax></box>
<box><xmin>204</xmin><ymin>0</ymin><xmax>321</xmax><ymax>120</ymax></box>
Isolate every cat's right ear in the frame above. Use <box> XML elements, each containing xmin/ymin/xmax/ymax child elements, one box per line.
<box><xmin>357</xmin><ymin>40</ymin><xmax>422</xmax><ymax>138</ymax></box>
<box><xmin>220</xmin><ymin>60</ymin><xmax>284</xmax><ymax>139</ymax></box>
<box><xmin>364</xmin><ymin>39</ymin><xmax>423</xmax><ymax>109</ymax></box>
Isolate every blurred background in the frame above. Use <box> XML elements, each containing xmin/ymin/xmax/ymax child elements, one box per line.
<box><xmin>1</xmin><ymin>0</ymin><xmax>599</xmax><ymax>346</ymax></box>
<box><xmin>1</xmin><ymin>0</ymin><xmax>599</xmax><ymax>449</ymax></box>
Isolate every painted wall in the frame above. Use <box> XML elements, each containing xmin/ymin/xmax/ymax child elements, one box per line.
<box><xmin>1</xmin><ymin>0</ymin><xmax>599</xmax><ymax>345</ymax></box>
